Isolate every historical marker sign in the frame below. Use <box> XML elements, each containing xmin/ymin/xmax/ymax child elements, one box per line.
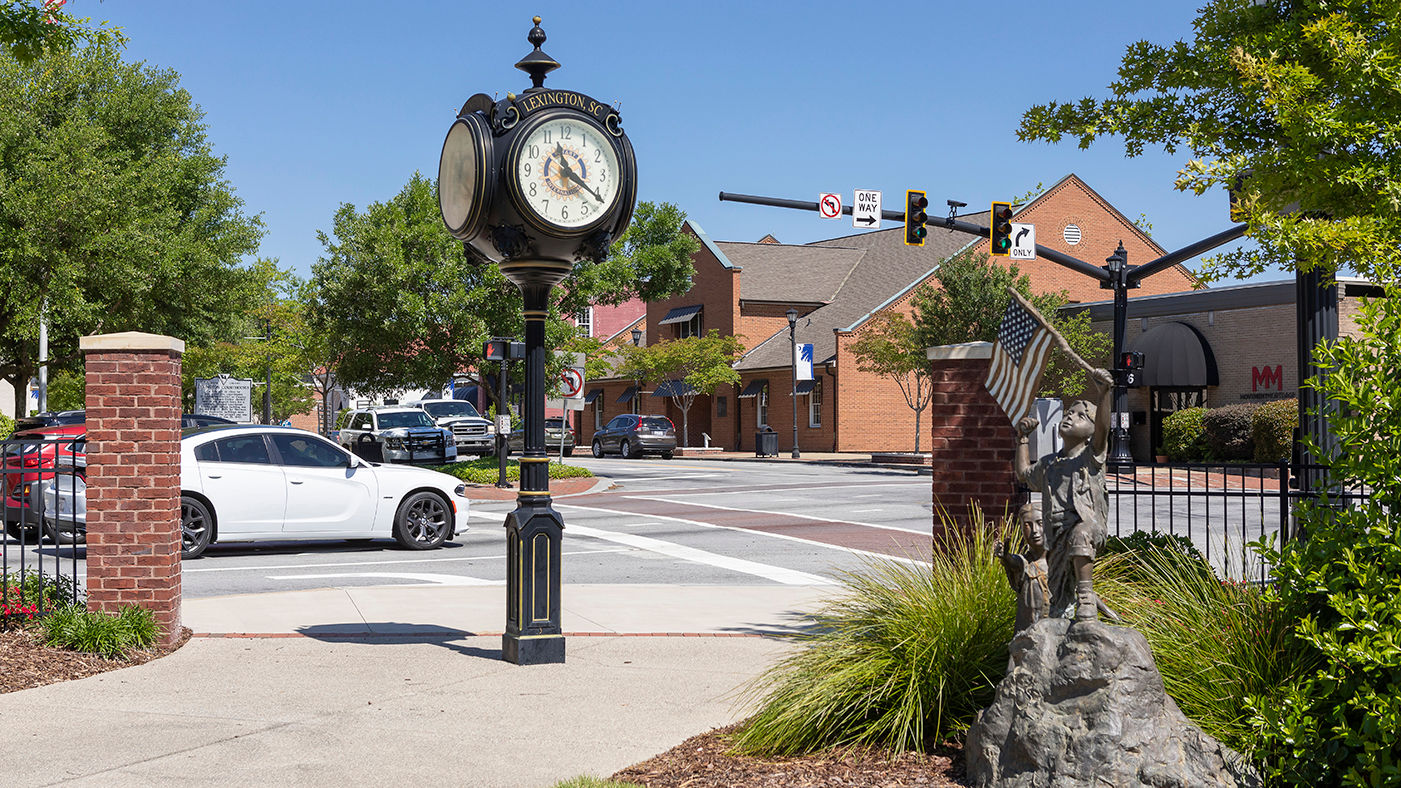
<box><xmin>853</xmin><ymin>189</ymin><xmax>881</xmax><ymax>229</ymax></box>
<box><xmin>194</xmin><ymin>375</ymin><xmax>254</xmax><ymax>423</ymax></box>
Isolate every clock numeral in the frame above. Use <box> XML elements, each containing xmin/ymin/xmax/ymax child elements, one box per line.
<box><xmin>582</xmin><ymin>203</ymin><xmax>590</xmax><ymax>216</ymax></box>
<box><xmin>581</xmin><ymin>134</ymin><xmax>588</xmax><ymax>148</ymax></box>
<box><xmin>561</xmin><ymin>125</ymin><xmax>572</xmax><ymax>140</ymax></box>
<box><xmin>594</xmin><ymin>149</ymin><xmax>602</xmax><ymax>163</ymax></box>
<box><xmin>529</xmin><ymin>144</ymin><xmax>539</xmax><ymax>158</ymax></box>
<box><xmin>544</xmin><ymin>130</ymin><xmax>552</xmax><ymax>144</ymax></box>
<box><xmin>524</xmin><ymin>163</ymin><xmax>531</xmax><ymax>177</ymax></box>
<box><xmin>529</xmin><ymin>182</ymin><xmax>537</xmax><ymax>197</ymax></box>
<box><xmin>542</xmin><ymin>200</ymin><xmax>549</xmax><ymax>213</ymax></box>
<box><xmin>561</xmin><ymin>205</ymin><xmax>569</xmax><ymax>220</ymax></box>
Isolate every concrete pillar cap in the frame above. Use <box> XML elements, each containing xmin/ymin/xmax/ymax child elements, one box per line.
<box><xmin>926</xmin><ymin>341</ymin><xmax>993</xmax><ymax>360</ymax></box>
<box><xmin>80</xmin><ymin>332</ymin><xmax>185</xmax><ymax>355</ymax></box>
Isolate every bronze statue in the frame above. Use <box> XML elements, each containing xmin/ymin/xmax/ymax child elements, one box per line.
<box><xmin>1014</xmin><ymin>369</ymin><xmax>1115</xmax><ymax>621</ymax></box>
<box><xmin>994</xmin><ymin>502</ymin><xmax>1050</xmax><ymax>633</ymax></box>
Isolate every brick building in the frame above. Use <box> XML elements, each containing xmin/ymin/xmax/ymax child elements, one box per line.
<box><xmin>584</xmin><ymin>174</ymin><xmax>1198</xmax><ymax>453</ymax></box>
<box><xmin>1062</xmin><ymin>277</ymin><xmax>1383</xmax><ymax>460</ymax></box>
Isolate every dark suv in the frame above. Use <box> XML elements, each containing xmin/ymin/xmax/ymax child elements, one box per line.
<box><xmin>590</xmin><ymin>415</ymin><xmax>676</xmax><ymax>460</ymax></box>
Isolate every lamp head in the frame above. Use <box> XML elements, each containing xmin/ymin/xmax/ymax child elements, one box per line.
<box><xmin>786</xmin><ymin>307</ymin><xmax>798</xmax><ymax>326</ymax></box>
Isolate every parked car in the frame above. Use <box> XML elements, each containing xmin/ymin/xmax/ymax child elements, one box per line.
<box><xmin>590</xmin><ymin>414</ymin><xmax>677</xmax><ymax>459</ymax></box>
<box><xmin>337</xmin><ymin>407</ymin><xmax>458</xmax><ymax>465</ymax></box>
<box><xmin>181</xmin><ymin>413</ymin><xmax>238</xmax><ymax>429</ymax></box>
<box><xmin>506</xmin><ymin>417</ymin><xmax>576</xmax><ymax>456</ymax></box>
<box><xmin>404</xmin><ymin>398</ymin><xmax>496</xmax><ymax>456</ymax></box>
<box><xmin>2</xmin><ymin>423</ymin><xmax>85</xmax><ymax>542</ymax></box>
<box><xmin>35</xmin><ymin>425</ymin><xmax>470</xmax><ymax>558</ymax></box>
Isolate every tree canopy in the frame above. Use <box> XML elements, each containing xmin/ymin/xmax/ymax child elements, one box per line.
<box><xmin>1019</xmin><ymin>0</ymin><xmax>1401</xmax><ymax>282</ymax></box>
<box><xmin>0</xmin><ymin>42</ymin><xmax>264</xmax><ymax>414</ymax></box>
<box><xmin>613</xmin><ymin>330</ymin><xmax>744</xmax><ymax>446</ymax></box>
<box><xmin>0</xmin><ymin>1</ymin><xmax>123</xmax><ymax>64</ymax></box>
<box><xmin>309</xmin><ymin>173</ymin><xmax>697</xmax><ymax>403</ymax></box>
<box><xmin>848</xmin><ymin>312</ymin><xmax>932</xmax><ymax>453</ymax></box>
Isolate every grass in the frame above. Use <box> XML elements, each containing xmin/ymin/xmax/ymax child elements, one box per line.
<box><xmin>549</xmin><ymin>778</ymin><xmax>642</xmax><ymax>788</ymax></box>
<box><xmin>1095</xmin><ymin>543</ymin><xmax>1316</xmax><ymax>762</ymax></box>
<box><xmin>732</xmin><ymin>506</ymin><xmax>1015</xmax><ymax>755</ymax></box>
<box><xmin>40</xmin><ymin>604</ymin><xmax>160</xmax><ymax>658</ymax></box>
<box><xmin>430</xmin><ymin>457</ymin><xmax>594</xmax><ymax>485</ymax></box>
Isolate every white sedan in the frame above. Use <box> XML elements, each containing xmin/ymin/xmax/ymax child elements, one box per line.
<box><xmin>178</xmin><ymin>425</ymin><xmax>469</xmax><ymax>558</ymax></box>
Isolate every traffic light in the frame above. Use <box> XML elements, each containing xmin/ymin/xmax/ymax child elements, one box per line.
<box><xmin>990</xmin><ymin>201</ymin><xmax>1013</xmax><ymax>257</ymax></box>
<box><xmin>904</xmin><ymin>190</ymin><xmax>928</xmax><ymax>247</ymax></box>
<box><xmin>1120</xmin><ymin>350</ymin><xmax>1145</xmax><ymax>387</ymax></box>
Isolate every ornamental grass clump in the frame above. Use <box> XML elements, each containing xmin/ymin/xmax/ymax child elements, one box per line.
<box><xmin>1094</xmin><ymin>543</ymin><xmax>1314</xmax><ymax>766</ymax></box>
<box><xmin>732</xmin><ymin>506</ymin><xmax>1014</xmax><ymax>755</ymax></box>
<box><xmin>40</xmin><ymin>604</ymin><xmax>159</xmax><ymax>658</ymax></box>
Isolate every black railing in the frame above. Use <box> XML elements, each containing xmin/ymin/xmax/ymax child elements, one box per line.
<box><xmin>1106</xmin><ymin>460</ymin><xmax>1369</xmax><ymax>582</ymax></box>
<box><xmin>1</xmin><ymin>435</ymin><xmax>86</xmax><ymax>626</ymax></box>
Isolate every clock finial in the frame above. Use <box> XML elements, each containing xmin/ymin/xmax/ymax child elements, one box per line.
<box><xmin>515</xmin><ymin>15</ymin><xmax>559</xmax><ymax>91</ymax></box>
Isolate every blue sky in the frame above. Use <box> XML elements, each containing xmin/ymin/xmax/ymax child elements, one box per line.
<box><xmin>90</xmin><ymin>1</ymin><xmax>1272</xmax><ymax>285</ymax></box>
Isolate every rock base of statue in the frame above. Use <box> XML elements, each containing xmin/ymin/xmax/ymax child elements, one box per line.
<box><xmin>965</xmin><ymin>617</ymin><xmax>1259</xmax><ymax>788</ymax></box>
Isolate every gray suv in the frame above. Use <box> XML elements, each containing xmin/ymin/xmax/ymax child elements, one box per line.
<box><xmin>406</xmin><ymin>398</ymin><xmax>495</xmax><ymax>457</ymax></box>
<box><xmin>590</xmin><ymin>414</ymin><xmax>676</xmax><ymax>459</ymax></box>
<box><xmin>338</xmin><ymin>407</ymin><xmax>458</xmax><ymax>465</ymax></box>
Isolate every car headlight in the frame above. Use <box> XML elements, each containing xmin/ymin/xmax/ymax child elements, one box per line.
<box><xmin>453</xmin><ymin>484</ymin><xmax>467</xmax><ymax>498</ymax></box>
<box><xmin>384</xmin><ymin>437</ymin><xmax>403</xmax><ymax>449</ymax></box>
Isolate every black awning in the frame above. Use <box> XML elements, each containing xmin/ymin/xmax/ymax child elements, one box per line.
<box><xmin>615</xmin><ymin>385</ymin><xmax>638</xmax><ymax>404</ymax></box>
<box><xmin>652</xmin><ymin>380</ymin><xmax>696</xmax><ymax>398</ymax></box>
<box><xmin>583</xmin><ymin>388</ymin><xmax>602</xmax><ymax>405</ymax></box>
<box><xmin>794</xmin><ymin>380</ymin><xmax>816</xmax><ymax>395</ymax></box>
<box><xmin>737</xmin><ymin>379</ymin><xmax>768</xmax><ymax>399</ymax></box>
<box><xmin>1129</xmin><ymin>321</ymin><xmax>1219</xmax><ymax>388</ymax></box>
<box><xmin>658</xmin><ymin>304</ymin><xmax>703</xmax><ymax>325</ymax></box>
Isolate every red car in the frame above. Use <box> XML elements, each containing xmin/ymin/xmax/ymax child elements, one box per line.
<box><xmin>3</xmin><ymin>423</ymin><xmax>86</xmax><ymax>543</ymax></box>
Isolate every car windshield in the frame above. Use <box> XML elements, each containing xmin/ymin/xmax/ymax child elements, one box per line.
<box><xmin>422</xmin><ymin>401</ymin><xmax>481</xmax><ymax>419</ymax></box>
<box><xmin>377</xmin><ymin>411</ymin><xmax>435</xmax><ymax>429</ymax></box>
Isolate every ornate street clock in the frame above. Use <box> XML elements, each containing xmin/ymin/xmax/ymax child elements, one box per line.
<box><xmin>436</xmin><ymin>17</ymin><xmax>637</xmax><ymax>667</ymax></box>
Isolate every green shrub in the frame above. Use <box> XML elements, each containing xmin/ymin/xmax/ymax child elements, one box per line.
<box><xmin>1244</xmin><ymin>291</ymin><xmax>1401</xmax><ymax>785</ymax></box>
<box><xmin>0</xmin><ymin>412</ymin><xmax>13</xmax><ymax>439</ymax></box>
<box><xmin>1096</xmin><ymin>545</ymin><xmax>1314</xmax><ymax>767</ymax></box>
<box><xmin>1250</xmin><ymin>398</ymin><xmax>1298</xmax><ymax>462</ymax></box>
<box><xmin>1202</xmin><ymin>402</ymin><xmax>1260</xmax><ymax>461</ymax></box>
<box><xmin>430</xmin><ymin>458</ymin><xmax>593</xmax><ymax>486</ymax></box>
<box><xmin>732</xmin><ymin>506</ymin><xmax>1014</xmax><ymax>755</ymax></box>
<box><xmin>1161</xmin><ymin>407</ymin><xmax>1209</xmax><ymax>461</ymax></box>
<box><xmin>40</xmin><ymin>604</ymin><xmax>159</xmax><ymax>658</ymax></box>
<box><xmin>1</xmin><ymin>570</ymin><xmax>83</xmax><ymax>627</ymax></box>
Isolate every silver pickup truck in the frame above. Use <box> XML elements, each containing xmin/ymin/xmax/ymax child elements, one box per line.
<box><xmin>404</xmin><ymin>399</ymin><xmax>496</xmax><ymax>457</ymax></box>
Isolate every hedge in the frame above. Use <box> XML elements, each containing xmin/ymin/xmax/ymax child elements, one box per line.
<box><xmin>1161</xmin><ymin>407</ymin><xmax>1208</xmax><ymax>462</ymax></box>
<box><xmin>1251</xmin><ymin>398</ymin><xmax>1297</xmax><ymax>462</ymax></box>
<box><xmin>1201</xmin><ymin>402</ymin><xmax>1259</xmax><ymax>461</ymax></box>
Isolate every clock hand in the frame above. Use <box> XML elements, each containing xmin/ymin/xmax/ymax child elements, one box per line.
<box><xmin>552</xmin><ymin>146</ymin><xmax>605</xmax><ymax>203</ymax></box>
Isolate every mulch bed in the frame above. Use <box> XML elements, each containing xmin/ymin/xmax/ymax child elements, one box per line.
<box><xmin>0</xmin><ymin>626</ymin><xmax>193</xmax><ymax>694</ymax></box>
<box><xmin>611</xmin><ymin>724</ymin><xmax>969</xmax><ymax>787</ymax></box>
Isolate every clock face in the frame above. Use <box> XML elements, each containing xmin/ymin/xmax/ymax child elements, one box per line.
<box><xmin>513</xmin><ymin>115</ymin><xmax>621</xmax><ymax>231</ymax></box>
<box><xmin>438</xmin><ymin>115</ymin><xmax>491</xmax><ymax>240</ymax></box>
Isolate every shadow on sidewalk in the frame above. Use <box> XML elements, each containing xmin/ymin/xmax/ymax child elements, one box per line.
<box><xmin>296</xmin><ymin>622</ymin><xmax>502</xmax><ymax>660</ymax></box>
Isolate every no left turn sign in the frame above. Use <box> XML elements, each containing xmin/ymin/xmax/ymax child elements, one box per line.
<box><xmin>818</xmin><ymin>193</ymin><xmax>842</xmax><ymax>219</ymax></box>
<box><xmin>559</xmin><ymin>367</ymin><xmax>584</xmax><ymax>399</ymax></box>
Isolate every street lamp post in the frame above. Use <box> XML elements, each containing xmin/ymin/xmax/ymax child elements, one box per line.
<box><xmin>1102</xmin><ymin>243</ymin><xmax>1134</xmax><ymax>465</ymax></box>
<box><xmin>262</xmin><ymin>319</ymin><xmax>273</xmax><ymax>426</ymax></box>
<box><xmin>630</xmin><ymin>327</ymin><xmax>643</xmax><ymax>415</ymax></box>
<box><xmin>786</xmin><ymin>307</ymin><xmax>800</xmax><ymax>459</ymax></box>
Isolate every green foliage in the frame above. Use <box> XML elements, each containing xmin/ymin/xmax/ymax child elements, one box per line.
<box><xmin>1096</xmin><ymin>545</ymin><xmax>1315</xmax><ymax>768</ymax></box>
<box><xmin>550</xmin><ymin>779</ymin><xmax>643</xmax><ymax>788</ymax></box>
<box><xmin>0</xmin><ymin>1</ymin><xmax>124</xmax><ymax>64</ymax></box>
<box><xmin>733</xmin><ymin>507</ymin><xmax>1014</xmax><ymax>755</ymax></box>
<box><xmin>1202</xmin><ymin>403</ymin><xmax>1260</xmax><ymax>462</ymax></box>
<box><xmin>1019</xmin><ymin>1</ymin><xmax>1401</xmax><ymax>283</ymax></box>
<box><xmin>910</xmin><ymin>249</ymin><xmax>1106</xmax><ymax>399</ymax></box>
<box><xmin>1101</xmin><ymin>530</ymin><xmax>1204</xmax><ymax>564</ymax></box>
<box><xmin>45</xmin><ymin>368</ymin><xmax>84</xmax><ymax>412</ymax></box>
<box><xmin>40</xmin><ymin>604</ymin><xmax>158</xmax><ymax>658</ymax></box>
<box><xmin>0</xmin><ymin>569</ymin><xmax>81</xmax><ymax>627</ymax></box>
<box><xmin>430</xmin><ymin>458</ymin><xmax>592</xmax><ymax>486</ymax></box>
<box><xmin>0</xmin><ymin>42</ymin><xmax>264</xmax><ymax>415</ymax></box>
<box><xmin>1161</xmin><ymin>407</ymin><xmax>1209</xmax><ymax>462</ymax></box>
<box><xmin>849</xmin><ymin>312</ymin><xmax>932</xmax><ymax>451</ymax></box>
<box><xmin>1244</xmin><ymin>291</ymin><xmax>1401</xmax><ymax>785</ymax></box>
<box><xmin>0</xmin><ymin>411</ymin><xmax>13</xmax><ymax>439</ymax></box>
<box><xmin>613</xmin><ymin>330</ymin><xmax>743</xmax><ymax>447</ymax></box>
<box><xmin>1250</xmin><ymin>398</ymin><xmax>1298</xmax><ymax>463</ymax></box>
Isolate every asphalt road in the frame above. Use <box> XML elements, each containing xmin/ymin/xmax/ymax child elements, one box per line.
<box><xmin>2</xmin><ymin>459</ymin><xmax>936</xmax><ymax>599</ymax></box>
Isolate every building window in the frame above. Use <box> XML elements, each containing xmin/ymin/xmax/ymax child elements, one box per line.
<box><xmin>808</xmin><ymin>380</ymin><xmax>822</xmax><ymax>428</ymax></box>
<box><xmin>676</xmin><ymin>311</ymin><xmax>702</xmax><ymax>339</ymax></box>
<box><xmin>757</xmin><ymin>386</ymin><xmax>768</xmax><ymax>428</ymax></box>
<box><xmin>593</xmin><ymin>395</ymin><xmax>603</xmax><ymax>431</ymax></box>
<box><xmin>575</xmin><ymin>307</ymin><xmax>593</xmax><ymax>338</ymax></box>
<box><xmin>717</xmin><ymin>395</ymin><xmax>727</xmax><ymax>418</ymax></box>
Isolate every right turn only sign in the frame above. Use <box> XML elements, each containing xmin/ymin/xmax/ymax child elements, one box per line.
<box><xmin>1010</xmin><ymin>223</ymin><xmax>1036</xmax><ymax>260</ymax></box>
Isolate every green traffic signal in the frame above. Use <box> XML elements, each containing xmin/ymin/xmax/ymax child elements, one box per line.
<box><xmin>990</xmin><ymin>201</ymin><xmax>1013</xmax><ymax>257</ymax></box>
<box><xmin>905</xmin><ymin>190</ymin><xmax>929</xmax><ymax>247</ymax></box>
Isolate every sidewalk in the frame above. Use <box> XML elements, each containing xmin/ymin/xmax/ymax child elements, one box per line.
<box><xmin>0</xmin><ymin>583</ymin><xmax>835</xmax><ymax>787</ymax></box>
<box><xmin>653</xmin><ymin>450</ymin><xmax>933</xmax><ymax>474</ymax></box>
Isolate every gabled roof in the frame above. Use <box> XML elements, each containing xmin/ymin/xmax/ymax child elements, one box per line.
<box><xmin>715</xmin><ymin>241</ymin><xmax>867</xmax><ymax>304</ymax></box>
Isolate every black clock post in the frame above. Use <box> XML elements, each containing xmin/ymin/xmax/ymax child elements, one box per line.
<box><xmin>437</xmin><ymin>17</ymin><xmax>637</xmax><ymax>665</ymax></box>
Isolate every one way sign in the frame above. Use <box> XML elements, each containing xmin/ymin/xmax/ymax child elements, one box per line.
<box><xmin>853</xmin><ymin>189</ymin><xmax>881</xmax><ymax>229</ymax></box>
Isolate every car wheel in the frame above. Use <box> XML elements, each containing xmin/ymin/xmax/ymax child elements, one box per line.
<box><xmin>661</xmin><ymin>451</ymin><xmax>674</xmax><ymax>460</ymax></box>
<box><xmin>564</xmin><ymin>447</ymin><xmax>574</xmax><ymax>457</ymax></box>
<box><xmin>393</xmin><ymin>492</ymin><xmax>450</xmax><ymax>550</ymax></box>
<box><xmin>5</xmin><ymin>520</ymin><xmax>41</xmax><ymax>543</ymax></box>
<box><xmin>592</xmin><ymin>439</ymin><xmax>604</xmax><ymax>458</ymax></box>
<box><xmin>42</xmin><ymin>519</ymin><xmax>85</xmax><ymax>546</ymax></box>
<box><xmin>180</xmin><ymin>496</ymin><xmax>214</xmax><ymax>559</ymax></box>
<box><xmin>620</xmin><ymin>439</ymin><xmax>635</xmax><ymax>459</ymax></box>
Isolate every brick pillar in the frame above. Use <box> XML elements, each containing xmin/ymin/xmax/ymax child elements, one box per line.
<box><xmin>80</xmin><ymin>332</ymin><xmax>184</xmax><ymax>644</ymax></box>
<box><xmin>926</xmin><ymin>342</ymin><xmax>1018</xmax><ymax>524</ymax></box>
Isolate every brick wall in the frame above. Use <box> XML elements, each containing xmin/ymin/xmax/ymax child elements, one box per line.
<box><xmin>81</xmin><ymin>332</ymin><xmax>184</xmax><ymax>644</ymax></box>
<box><xmin>925</xmin><ymin>344</ymin><xmax>1017</xmax><ymax>521</ymax></box>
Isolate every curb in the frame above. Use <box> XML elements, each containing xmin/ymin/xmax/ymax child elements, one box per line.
<box><xmin>675</xmin><ymin>455</ymin><xmax>932</xmax><ymax>475</ymax></box>
<box><xmin>193</xmin><ymin>631</ymin><xmax>776</xmax><ymax>639</ymax></box>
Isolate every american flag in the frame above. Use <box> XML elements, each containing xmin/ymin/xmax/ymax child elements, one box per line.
<box><xmin>984</xmin><ymin>295</ymin><xmax>1055</xmax><ymax>424</ymax></box>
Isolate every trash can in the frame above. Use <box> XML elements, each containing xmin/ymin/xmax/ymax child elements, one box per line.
<box><xmin>756</xmin><ymin>424</ymin><xmax>778</xmax><ymax>458</ymax></box>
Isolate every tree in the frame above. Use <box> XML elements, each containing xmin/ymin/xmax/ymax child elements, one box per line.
<box><xmin>310</xmin><ymin>173</ymin><xmax>697</xmax><ymax>411</ymax></box>
<box><xmin>911</xmin><ymin>250</ymin><xmax>1108</xmax><ymax>398</ymax></box>
<box><xmin>616</xmin><ymin>331</ymin><xmax>744</xmax><ymax>447</ymax></box>
<box><xmin>1018</xmin><ymin>1</ymin><xmax>1401</xmax><ymax>283</ymax></box>
<box><xmin>0</xmin><ymin>1</ymin><xmax>123</xmax><ymax>64</ymax></box>
<box><xmin>0</xmin><ymin>42</ymin><xmax>264</xmax><ymax>414</ymax></box>
<box><xmin>848</xmin><ymin>312</ymin><xmax>932</xmax><ymax>453</ymax></box>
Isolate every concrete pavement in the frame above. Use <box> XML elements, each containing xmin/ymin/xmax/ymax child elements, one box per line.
<box><xmin>0</xmin><ymin>583</ymin><xmax>835</xmax><ymax>787</ymax></box>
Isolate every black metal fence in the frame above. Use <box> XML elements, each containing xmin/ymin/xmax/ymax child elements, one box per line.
<box><xmin>1106</xmin><ymin>460</ymin><xmax>1369</xmax><ymax>582</ymax></box>
<box><xmin>1</xmin><ymin>435</ymin><xmax>86</xmax><ymax>626</ymax></box>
